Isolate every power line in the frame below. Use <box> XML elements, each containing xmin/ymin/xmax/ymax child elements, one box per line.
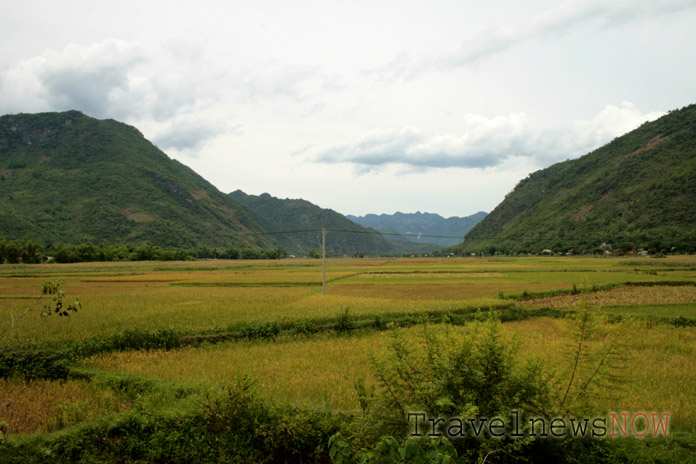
<box><xmin>238</xmin><ymin>228</ymin><xmax>322</xmax><ymax>236</ymax></box>
<box><xmin>237</xmin><ymin>227</ymin><xmax>664</xmax><ymax>244</ymax></box>
<box><xmin>237</xmin><ymin>228</ymin><xmax>467</xmax><ymax>240</ymax></box>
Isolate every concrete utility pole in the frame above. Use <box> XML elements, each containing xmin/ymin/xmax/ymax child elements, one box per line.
<box><xmin>322</xmin><ymin>227</ymin><xmax>326</xmax><ymax>294</ymax></box>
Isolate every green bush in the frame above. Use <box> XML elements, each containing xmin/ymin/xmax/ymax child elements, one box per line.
<box><xmin>292</xmin><ymin>319</ymin><xmax>318</xmax><ymax>336</ymax></box>
<box><xmin>338</xmin><ymin>315</ymin><xmax>623</xmax><ymax>463</ymax></box>
<box><xmin>344</xmin><ymin>317</ymin><xmax>550</xmax><ymax>460</ymax></box>
<box><xmin>336</xmin><ymin>309</ymin><xmax>355</xmax><ymax>333</ymax></box>
<box><xmin>239</xmin><ymin>322</ymin><xmax>281</xmax><ymax>340</ymax></box>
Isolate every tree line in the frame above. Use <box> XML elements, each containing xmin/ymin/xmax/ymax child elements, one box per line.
<box><xmin>0</xmin><ymin>240</ymin><xmax>288</xmax><ymax>264</ymax></box>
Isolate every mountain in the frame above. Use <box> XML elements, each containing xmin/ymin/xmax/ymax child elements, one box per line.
<box><xmin>457</xmin><ymin>104</ymin><xmax>696</xmax><ymax>254</ymax></box>
<box><xmin>347</xmin><ymin>211</ymin><xmax>487</xmax><ymax>247</ymax></box>
<box><xmin>229</xmin><ymin>190</ymin><xmax>399</xmax><ymax>255</ymax></box>
<box><xmin>0</xmin><ymin>111</ymin><xmax>270</xmax><ymax>249</ymax></box>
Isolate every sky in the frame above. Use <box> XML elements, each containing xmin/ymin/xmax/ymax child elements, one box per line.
<box><xmin>1</xmin><ymin>1</ymin><xmax>695</xmax><ymax>218</ymax></box>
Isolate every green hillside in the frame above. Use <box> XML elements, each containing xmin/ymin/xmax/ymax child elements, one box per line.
<box><xmin>347</xmin><ymin>211</ymin><xmax>487</xmax><ymax>247</ymax></box>
<box><xmin>0</xmin><ymin>111</ymin><xmax>270</xmax><ymax>249</ymax></box>
<box><xmin>229</xmin><ymin>190</ymin><xmax>400</xmax><ymax>255</ymax></box>
<box><xmin>457</xmin><ymin>104</ymin><xmax>696</xmax><ymax>254</ymax></box>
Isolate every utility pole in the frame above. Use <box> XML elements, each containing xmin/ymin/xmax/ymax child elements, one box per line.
<box><xmin>322</xmin><ymin>227</ymin><xmax>326</xmax><ymax>294</ymax></box>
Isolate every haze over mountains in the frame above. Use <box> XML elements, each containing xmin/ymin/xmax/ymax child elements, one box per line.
<box><xmin>347</xmin><ymin>211</ymin><xmax>487</xmax><ymax>247</ymax></box>
<box><xmin>229</xmin><ymin>190</ymin><xmax>394</xmax><ymax>255</ymax></box>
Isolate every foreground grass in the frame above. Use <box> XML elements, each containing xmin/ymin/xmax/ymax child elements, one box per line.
<box><xmin>85</xmin><ymin>317</ymin><xmax>696</xmax><ymax>434</ymax></box>
<box><xmin>2</xmin><ymin>256</ymin><xmax>696</xmax><ymax>464</ymax></box>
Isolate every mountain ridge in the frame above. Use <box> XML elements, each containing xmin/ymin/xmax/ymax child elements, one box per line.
<box><xmin>456</xmin><ymin>104</ymin><xmax>696</xmax><ymax>254</ymax></box>
<box><xmin>0</xmin><ymin>110</ymin><xmax>270</xmax><ymax>249</ymax></box>
<box><xmin>229</xmin><ymin>190</ymin><xmax>401</xmax><ymax>255</ymax></box>
<box><xmin>348</xmin><ymin>211</ymin><xmax>487</xmax><ymax>247</ymax></box>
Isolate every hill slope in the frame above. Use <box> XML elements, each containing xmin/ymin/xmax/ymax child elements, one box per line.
<box><xmin>458</xmin><ymin>104</ymin><xmax>696</xmax><ymax>254</ymax></box>
<box><xmin>229</xmin><ymin>190</ymin><xmax>398</xmax><ymax>255</ymax></box>
<box><xmin>348</xmin><ymin>211</ymin><xmax>487</xmax><ymax>247</ymax></box>
<box><xmin>0</xmin><ymin>111</ymin><xmax>270</xmax><ymax>249</ymax></box>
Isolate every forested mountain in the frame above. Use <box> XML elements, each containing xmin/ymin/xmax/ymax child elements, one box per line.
<box><xmin>457</xmin><ymin>104</ymin><xmax>696</xmax><ymax>254</ymax></box>
<box><xmin>348</xmin><ymin>211</ymin><xmax>487</xmax><ymax>247</ymax></box>
<box><xmin>0</xmin><ymin>111</ymin><xmax>270</xmax><ymax>249</ymax></box>
<box><xmin>229</xmin><ymin>190</ymin><xmax>399</xmax><ymax>255</ymax></box>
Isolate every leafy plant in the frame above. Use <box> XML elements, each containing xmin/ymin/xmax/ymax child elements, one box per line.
<box><xmin>1</xmin><ymin>280</ymin><xmax>81</xmax><ymax>341</ymax></box>
<box><xmin>346</xmin><ymin>316</ymin><xmax>550</xmax><ymax>461</ymax></box>
<box><xmin>336</xmin><ymin>308</ymin><xmax>356</xmax><ymax>333</ymax></box>
<box><xmin>240</xmin><ymin>321</ymin><xmax>281</xmax><ymax>340</ymax></box>
<box><xmin>553</xmin><ymin>308</ymin><xmax>625</xmax><ymax>417</ymax></box>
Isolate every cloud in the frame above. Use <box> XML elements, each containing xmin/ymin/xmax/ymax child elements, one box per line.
<box><xmin>314</xmin><ymin>102</ymin><xmax>664</xmax><ymax>170</ymax></box>
<box><xmin>373</xmin><ymin>0</ymin><xmax>696</xmax><ymax>80</ymax></box>
<box><xmin>0</xmin><ymin>38</ymin><xmax>335</xmax><ymax>146</ymax></box>
<box><xmin>152</xmin><ymin>114</ymin><xmax>239</xmax><ymax>153</ymax></box>
<box><xmin>0</xmin><ymin>39</ymin><xmax>251</xmax><ymax>152</ymax></box>
<box><xmin>0</xmin><ymin>39</ymin><xmax>149</xmax><ymax>119</ymax></box>
<box><xmin>529</xmin><ymin>102</ymin><xmax>665</xmax><ymax>165</ymax></box>
<box><xmin>316</xmin><ymin>115</ymin><xmax>534</xmax><ymax>169</ymax></box>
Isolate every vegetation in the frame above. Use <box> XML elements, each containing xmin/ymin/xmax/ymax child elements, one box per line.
<box><xmin>2</xmin><ymin>105</ymin><xmax>695</xmax><ymax>461</ymax></box>
<box><xmin>0</xmin><ymin>111</ymin><xmax>270</xmax><ymax>249</ymax></box>
<box><xmin>230</xmin><ymin>190</ymin><xmax>398</xmax><ymax>255</ymax></box>
<box><xmin>0</xmin><ymin>239</ymin><xmax>289</xmax><ymax>264</ymax></box>
<box><xmin>0</xmin><ymin>256</ymin><xmax>695</xmax><ymax>462</ymax></box>
<box><xmin>457</xmin><ymin>104</ymin><xmax>696</xmax><ymax>255</ymax></box>
<box><xmin>348</xmin><ymin>211</ymin><xmax>487</xmax><ymax>247</ymax></box>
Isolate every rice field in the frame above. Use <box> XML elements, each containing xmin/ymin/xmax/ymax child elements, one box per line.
<box><xmin>0</xmin><ymin>378</ymin><xmax>130</xmax><ymax>434</ymax></box>
<box><xmin>1</xmin><ymin>255</ymin><xmax>696</xmax><ymax>437</ymax></box>
<box><xmin>84</xmin><ymin>318</ymin><xmax>696</xmax><ymax>432</ymax></box>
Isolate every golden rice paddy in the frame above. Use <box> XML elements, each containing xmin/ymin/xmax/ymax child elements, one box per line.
<box><xmin>1</xmin><ymin>255</ymin><xmax>695</xmax><ymax>435</ymax></box>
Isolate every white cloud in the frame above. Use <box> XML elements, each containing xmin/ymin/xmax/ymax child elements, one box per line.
<box><xmin>0</xmin><ymin>37</ymin><xmax>338</xmax><ymax>154</ymax></box>
<box><xmin>373</xmin><ymin>0</ymin><xmax>696</xmax><ymax>80</ymax></box>
<box><xmin>0</xmin><ymin>39</ymin><xmax>148</xmax><ymax>118</ymax></box>
<box><xmin>152</xmin><ymin>114</ymin><xmax>240</xmax><ymax>153</ymax></box>
<box><xmin>0</xmin><ymin>1</ymin><xmax>693</xmax><ymax>218</ymax></box>
<box><xmin>314</xmin><ymin>103</ymin><xmax>664</xmax><ymax>170</ymax></box>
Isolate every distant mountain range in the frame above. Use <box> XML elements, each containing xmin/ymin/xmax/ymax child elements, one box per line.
<box><xmin>3</xmin><ymin>106</ymin><xmax>694</xmax><ymax>257</ymax></box>
<box><xmin>457</xmin><ymin>104</ymin><xmax>696</xmax><ymax>254</ymax></box>
<box><xmin>0</xmin><ymin>110</ymin><xmax>438</xmax><ymax>255</ymax></box>
<box><xmin>229</xmin><ymin>190</ymin><xmax>395</xmax><ymax>255</ymax></box>
<box><xmin>347</xmin><ymin>211</ymin><xmax>487</xmax><ymax>247</ymax></box>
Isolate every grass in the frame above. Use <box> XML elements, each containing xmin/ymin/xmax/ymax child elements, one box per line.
<box><xmin>2</xmin><ymin>255</ymin><xmax>696</xmax><ymax>441</ymax></box>
<box><xmin>0</xmin><ymin>378</ymin><xmax>130</xmax><ymax>434</ymax></box>
<box><xmin>84</xmin><ymin>317</ymin><xmax>696</xmax><ymax>433</ymax></box>
<box><xmin>523</xmin><ymin>285</ymin><xmax>696</xmax><ymax>308</ymax></box>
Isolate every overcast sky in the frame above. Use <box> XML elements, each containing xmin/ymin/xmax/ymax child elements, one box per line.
<box><xmin>2</xmin><ymin>1</ymin><xmax>695</xmax><ymax>217</ymax></box>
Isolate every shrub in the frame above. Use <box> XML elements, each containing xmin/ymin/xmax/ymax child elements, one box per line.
<box><xmin>240</xmin><ymin>322</ymin><xmax>280</xmax><ymax>340</ymax></box>
<box><xmin>335</xmin><ymin>309</ymin><xmax>355</xmax><ymax>333</ymax></box>
<box><xmin>292</xmin><ymin>319</ymin><xmax>317</xmax><ymax>336</ymax></box>
<box><xmin>346</xmin><ymin>316</ymin><xmax>550</xmax><ymax>461</ymax></box>
<box><xmin>339</xmin><ymin>314</ymin><xmax>622</xmax><ymax>463</ymax></box>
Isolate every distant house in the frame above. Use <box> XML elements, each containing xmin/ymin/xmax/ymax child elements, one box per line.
<box><xmin>541</xmin><ymin>249</ymin><xmax>553</xmax><ymax>255</ymax></box>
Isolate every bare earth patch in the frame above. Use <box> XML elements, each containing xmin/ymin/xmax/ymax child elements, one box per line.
<box><xmin>624</xmin><ymin>135</ymin><xmax>669</xmax><ymax>160</ymax></box>
<box><xmin>524</xmin><ymin>285</ymin><xmax>696</xmax><ymax>308</ymax></box>
<box><xmin>572</xmin><ymin>204</ymin><xmax>594</xmax><ymax>222</ymax></box>
<box><xmin>123</xmin><ymin>209</ymin><xmax>153</xmax><ymax>223</ymax></box>
<box><xmin>191</xmin><ymin>189</ymin><xmax>209</xmax><ymax>200</ymax></box>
